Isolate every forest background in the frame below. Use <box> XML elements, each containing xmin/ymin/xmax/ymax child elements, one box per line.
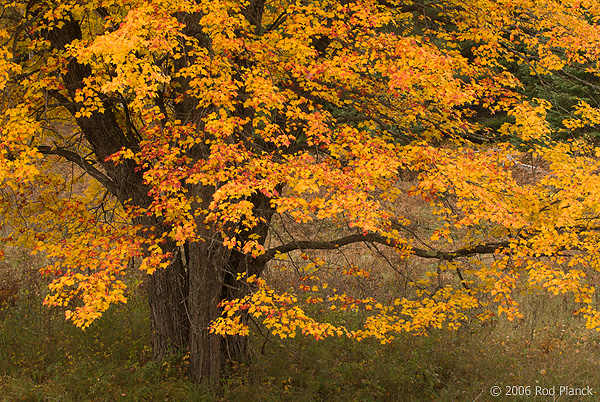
<box><xmin>3</xmin><ymin>0</ymin><xmax>600</xmax><ymax>400</ymax></box>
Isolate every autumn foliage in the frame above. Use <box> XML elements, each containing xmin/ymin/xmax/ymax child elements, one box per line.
<box><xmin>3</xmin><ymin>0</ymin><xmax>600</xmax><ymax>382</ymax></box>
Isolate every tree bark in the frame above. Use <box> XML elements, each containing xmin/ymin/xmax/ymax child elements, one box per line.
<box><xmin>186</xmin><ymin>239</ymin><xmax>269</xmax><ymax>383</ymax></box>
<box><xmin>146</xmin><ymin>245</ymin><xmax>190</xmax><ymax>359</ymax></box>
<box><xmin>187</xmin><ymin>235</ymin><xmax>228</xmax><ymax>383</ymax></box>
<box><xmin>185</xmin><ymin>189</ymin><xmax>273</xmax><ymax>383</ymax></box>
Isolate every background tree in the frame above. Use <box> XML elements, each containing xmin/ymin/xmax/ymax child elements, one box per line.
<box><xmin>2</xmin><ymin>0</ymin><xmax>600</xmax><ymax>383</ymax></box>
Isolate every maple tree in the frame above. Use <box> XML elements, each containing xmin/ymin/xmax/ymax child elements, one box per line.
<box><xmin>3</xmin><ymin>0</ymin><xmax>600</xmax><ymax>383</ymax></box>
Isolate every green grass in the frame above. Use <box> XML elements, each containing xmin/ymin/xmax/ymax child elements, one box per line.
<box><xmin>2</xmin><ymin>252</ymin><xmax>600</xmax><ymax>401</ymax></box>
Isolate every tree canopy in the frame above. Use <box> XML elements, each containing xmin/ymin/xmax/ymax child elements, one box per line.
<box><xmin>3</xmin><ymin>0</ymin><xmax>600</xmax><ymax>382</ymax></box>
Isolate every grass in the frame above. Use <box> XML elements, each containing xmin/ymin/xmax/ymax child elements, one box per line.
<box><xmin>2</xmin><ymin>248</ymin><xmax>600</xmax><ymax>401</ymax></box>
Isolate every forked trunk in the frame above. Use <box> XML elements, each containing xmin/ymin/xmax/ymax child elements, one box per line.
<box><xmin>186</xmin><ymin>237</ymin><xmax>265</xmax><ymax>382</ymax></box>
<box><xmin>144</xmin><ymin>184</ymin><xmax>274</xmax><ymax>382</ymax></box>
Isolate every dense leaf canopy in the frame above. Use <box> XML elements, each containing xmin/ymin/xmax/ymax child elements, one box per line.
<box><xmin>3</xmin><ymin>0</ymin><xmax>600</xmax><ymax>351</ymax></box>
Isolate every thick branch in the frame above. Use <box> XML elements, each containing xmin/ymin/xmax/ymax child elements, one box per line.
<box><xmin>37</xmin><ymin>146</ymin><xmax>117</xmax><ymax>195</ymax></box>
<box><xmin>411</xmin><ymin>241</ymin><xmax>510</xmax><ymax>260</ymax></box>
<box><xmin>261</xmin><ymin>233</ymin><xmax>509</xmax><ymax>263</ymax></box>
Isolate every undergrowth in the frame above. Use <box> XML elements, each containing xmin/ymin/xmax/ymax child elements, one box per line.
<box><xmin>1</xmin><ymin>248</ymin><xmax>600</xmax><ymax>401</ymax></box>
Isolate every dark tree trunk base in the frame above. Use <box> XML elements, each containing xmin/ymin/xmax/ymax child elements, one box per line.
<box><xmin>146</xmin><ymin>247</ymin><xmax>189</xmax><ymax>359</ymax></box>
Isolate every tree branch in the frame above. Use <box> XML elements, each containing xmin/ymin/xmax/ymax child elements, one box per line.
<box><xmin>37</xmin><ymin>146</ymin><xmax>118</xmax><ymax>195</ymax></box>
<box><xmin>261</xmin><ymin>233</ymin><xmax>509</xmax><ymax>263</ymax></box>
<box><xmin>412</xmin><ymin>241</ymin><xmax>510</xmax><ymax>260</ymax></box>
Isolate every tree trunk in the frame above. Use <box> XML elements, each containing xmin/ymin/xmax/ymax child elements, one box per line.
<box><xmin>185</xmin><ymin>191</ymin><xmax>273</xmax><ymax>382</ymax></box>
<box><xmin>186</xmin><ymin>240</ymin><xmax>266</xmax><ymax>383</ymax></box>
<box><xmin>145</xmin><ymin>245</ymin><xmax>189</xmax><ymax>359</ymax></box>
<box><xmin>220</xmin><ymin>251</ymin><xmax>254</xmax><ymax>364</ymax></box>
<box><xmin>187</xmin><ymin>233</ymin><xmax>229</xmax><ymax>383</ymax></box>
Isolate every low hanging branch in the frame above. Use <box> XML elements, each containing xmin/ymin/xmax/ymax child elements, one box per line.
<box><xmin>37</xmin><ymin>146</ymin><xmax>118</xmax><ymax>195</ymax></box>
<box><xmin>261</xmin><ymin>233</ymin><xmax>510</xmax><ymax>263</ymax></box>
